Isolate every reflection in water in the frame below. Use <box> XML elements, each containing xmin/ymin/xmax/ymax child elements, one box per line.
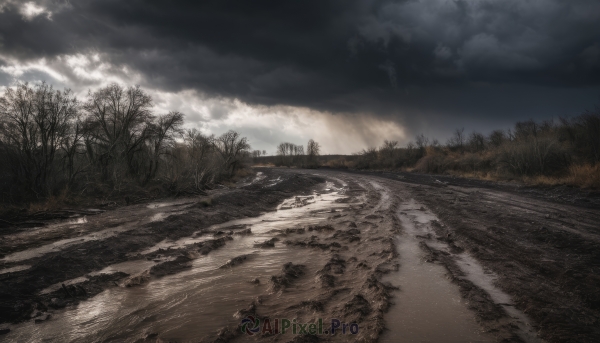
<box><xmin>5</xmin><ymin>186</ymin><xmax>349</xmax><ymax>343</ymax></box>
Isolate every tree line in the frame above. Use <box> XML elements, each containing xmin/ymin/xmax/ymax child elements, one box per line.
<box><xmin>0</xmin><ymin>82</ymin><xmax>251</xmax><ymax>204</ymax></box>
<box><xmin>325</xmin><ymin>109</ymin><xmax>600</xmax><ymax>188</ymax></box>
<box><xmin>273</xmin><ymin>139</ymin><xmax>320</xmax><ymax>168</ymax></box>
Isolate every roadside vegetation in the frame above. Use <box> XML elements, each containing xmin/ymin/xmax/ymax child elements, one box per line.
<box><xmin>0</xmin><ymin>82</ymin><xmax>252</xmax><ymax>214</ymax></box>
<box><xmin>323</xmin><ymin>110</ymin><xmax>600</xmax><ymax>188</ymax></box>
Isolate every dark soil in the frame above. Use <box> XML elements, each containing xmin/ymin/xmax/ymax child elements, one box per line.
<box><xmin>0</xmin><ymin>169</ymin><xmax>325</xmax><ymax>325</ymax></box>
<box><xmin>322</xmin><ymin>168</ymin><xmax>600</xmax><ymax>343</ymax></box>
<box><xmin>342</xmin><ymin>168</ymin><xmax>600</xmax><ymax>209</ymax></box>
<box><xmin>3</xmin><ymin>167</ymin><xmax>598</xmax><ymax>343</ymax></box>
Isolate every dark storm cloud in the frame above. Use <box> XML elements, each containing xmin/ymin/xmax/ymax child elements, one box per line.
<box><xmin>1</xmin><ymin>0</ymin><xmax>600</xmax><ymax>136</ymax></box>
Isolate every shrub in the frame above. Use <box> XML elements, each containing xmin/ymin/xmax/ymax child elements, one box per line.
<box><xmin>566</xmin><ymin>164</ymin><xmax>600</xmax><ymax>188</ymax></box>
<box><xmin>324</xmin><ymin>158</ymin><xmax>349</xmax><ymax>169</ymax></box>
<box><xmin>497</xmin><ymin>137</ymin><xmax>570</xmax><ymax>177</ymax></box>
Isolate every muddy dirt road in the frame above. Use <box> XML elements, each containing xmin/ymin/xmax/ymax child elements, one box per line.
<box><xmin>0</xmin><ymin>168</ymin><xmax>598</xmax><ymax>342</ymax></box>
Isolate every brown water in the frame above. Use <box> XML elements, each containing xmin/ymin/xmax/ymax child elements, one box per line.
<box><xmin>380</xmin><ymin>197</ymin><xmax>541</xmax><ymax>343</ymax></box>
<box><xmin>0</xmin><ymin>199</ymin><xmax>195</xmax><ymax>266</ymax></box>
<box><xmin>4</xmin><ymin>183</ymin><xmax>350</xmax><ymax>343</ymax></box>
<box><xmin>2</xmin><ymin>176</ymin><xmax>543</xmax><ymax>342</ymax></box>
<box><xmin>380</xmin><ymin>198</ymin><xmax>491</xmax><ymax>343</ymax></box>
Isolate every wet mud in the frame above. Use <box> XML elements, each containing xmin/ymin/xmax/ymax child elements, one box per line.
<box><xmin>1</xmin><ymin>167</ymin><xmax>597</xmax><ymax>342</ymax></box>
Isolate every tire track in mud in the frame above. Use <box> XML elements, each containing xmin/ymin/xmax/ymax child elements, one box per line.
<box><xmin>443</xmin><ymin>185</ymin><xmax>600</xmax><ymax>240</ymax></box>
<box><xmin>324</xmin><ymin>170</ymin><xmax>600</xmax><ymax>343</ymax></box>
<box><xmin>472</xmin><ymin>191</ymin><xmax>600</xmax><ymax>242</ymax></box>
<box><xmin>126</xmin><ymin>173</ymin><xmax>540</xmax><ymax>343</ymax></box>
<box><xmin>408</xmin><ymin>183</ymin><xmax>600</xmax><ymax>342</ymax></box>
<box><xmin>0</xmin><ymin>170</ymin><xmax>325</xmax><ymax>329</ymax></box>
<box><xmin>297</xmin><ymin>171</ymin><xmax>546</xmax><ymax>343</ymax></box>
<box><xmin>388</xmin><ymin>197</ymin><xmax>540</xmax><ymax>342</ymax></box>
<box><xmin>1</xmin><ymin>169</ymin><xmax>574</xmax><ymax>342</ymax></box>
<box><xmin>225</xmin><ymin>176</ymin><xmax>402</xmax><ymax>343</ymax></box>
<box><xmin>3</xmin><ymin>176</ymin><xmax>380</xmax><ymax>342</ymax></box>
<box><xmin>209</xmin><ymin>173</ymin><xmax>534</xmax><ymax>343</ymax></box>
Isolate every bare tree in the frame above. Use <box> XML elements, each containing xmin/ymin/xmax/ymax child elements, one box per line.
<box><xmin>447</xmin><ymin>127</ymin><xmax>465</xmax><ymax>150</ymax></box>
<box><xmin>514</xmin><ymin>120</ymin><xmax>539</xmax><ymax>140</ymax></box>
<box><xmin>576</xmin><ymin>110</ymin><xmax>600</xmax><ymax>162</ymax></box>
<box><xmin>276</xmin><ymin>142</ymin><xmax>305</xmax><ymax>167</ymax></box>
<box><xmin>468</xmin><ymin>131</ymin><xmax>486</xmax><ymax>152</ymax></box>
<box><xmin>0</xmin><ymin>81</ymin><xmax>257</xmax><ymax>204</ymax></box>
<box><xmin>306</xmin><ymin>139</ymin><xmax>320</xmax><ymax>168</ymax></box>
<box><xmin>145</xmin><ymin>111</ymin><xmax>184</xmax><ymax>182</ymax></box>
<box><xmin>293</xmin><ymin>144</ymin><xmax>305</xmax><ymax>166</ymax></box>
<box><xmin>215</xmin><ymin>130</ymin><xmax>251</xmax><ymax>176</ymax></box>
<box><xmin>379</xmin><ymin>140</ymin><xmax>398</xmax><ymax>166</ymax></box>
<box><xmin>415</xmin><ymin>134</ymin><xmax>429</xmax><ymax>150</ymax></box>
<box><xmin>276</xmin><ymin>142</ymin><xmax>289</xmax><ymax>166</ymax></box>
<box><xmin>185</xmin><ymin>129</ymin><xmax>216</xmax><ymax>188</ymax></box>
<box><xmin>488</xmin><ymin>129</ymin><xmax>505</xmax><ymax>148</ymax></box>
<box><xmin>60</xmin><ymin>111</ymin><xmax>87</xmax><ymax>186</ymax></box>
<box><xmin>83</xmin><ymin>83</ymin><xmax>154</xmax><ymax>184</ymax></box>
<box><xmin>0</xmin><ymin>82</ymin><xmax>79</xmax><ymax>195</ymax></box>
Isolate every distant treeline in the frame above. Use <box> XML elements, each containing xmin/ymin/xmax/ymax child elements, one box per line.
<box><xmin>256</xmin><ymin>139</ymin><xmax>322</xmax><ymax>168</ymax></box>
<box><xmin>323</xmin><ymin>110</ymin><xmax>600</xmax><ymax>188</ymax></box>
<box><xmin>256</xmin><ymin>109</ymin><xmax>600</xmax><ymax>188</ymax></box>
<box><xmin>0</xmin><ymin>82</ymin><xmax>252</xmax><ymax>205</ymax></box>
<box><xmin>254</xmin><ymin>154</ymin><xmax>350</xmax><ymax>166</ymax></box>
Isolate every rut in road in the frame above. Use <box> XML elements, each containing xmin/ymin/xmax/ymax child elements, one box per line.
<box><xmin>1</xmin><ymin>169</ymin><xmax>551</xmax><ymax>342</ymax></box>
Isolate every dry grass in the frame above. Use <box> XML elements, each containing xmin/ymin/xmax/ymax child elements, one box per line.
<box><xmin>446</xmin><ymin>170</ymin><xmax>501</xmax><ymax>182</ymax></box>
<box><xmin>28</xmin><ymin>188</ymin><xmax>70</xmax><ymax>213</ymax></box>
<box><xmin>412</xmin><ymin>146</ymin><xmax>600</xmax><ymax>189</ymax></box>
<box><xmin>523</xmin><ymin>175</ymin><xmax>564</xmax><ymax>187</ymax></box>
<box><xmin>565</xmin><ymin>164</ymin><xmax>600</xmax><ymax>188</ymax></box>
<box><xmin>414</xmin><ymin>153</ymin><xmax>600</xmax><ymax>189</ymax></box>
<box><xmin>323</xmin><ymin>158</ymin><xmax>349</xmax><ymax>168</ymax></box>
<box><xmin>524</xmin><ymin>164</ymin><xmax>600</xmax><ymax>189</ymax></box>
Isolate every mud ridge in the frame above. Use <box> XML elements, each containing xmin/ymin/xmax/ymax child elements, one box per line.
<box><xmin>0</xmin><ymin>170</ymin><xmax>325</xmax><ymax>325</ymax></box>
<box><xmin>269</xmin><ymin>262</ymin><xmax>306</xmax><ymax>293</ymax></box>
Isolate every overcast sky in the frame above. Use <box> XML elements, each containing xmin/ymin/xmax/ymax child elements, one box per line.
<box><xmin>1</xmin><ymin>0</ymin><xmax>599</xmax><ymax>154</ymax></box>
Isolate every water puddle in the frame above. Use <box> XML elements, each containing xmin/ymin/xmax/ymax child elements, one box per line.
<box><xmin>0</xmin><ymin>264</ymin><xmax>31</xmax><ymax>275</ymax></box>
<box><xmin>136</xmin><ymin>235</ymin><xmax>214</xmax><ymax>256</ymax></box>
<box><xmin>66</xmin><ymin>217</ymin><xmax>88</xmax><ymax>225</ymax></box>
<box><xmin>239</xmin><ymin>171</ymin><xmax>266</xmax><ymax>187</ymax></box>
<box><xmin>381</xmin><ymin>199</ymin><xmax>542</xmax><ymax>343</ymax></box>
<box><xmin>89</xmin><ymin>260</ymin><xmax>160</xmax><ymax>277</ymax></box>
<box><xmin>139</xmin><ymin>186</ymin><xmax>346</xmax><ymax>256</ymax></box>
<box><xmin>40</xmin><ymin>276</ymin><xmax>91</xmax><ymax>295</ymax></box>
<box><xmin>148</xmin><ymin>211</ymin><xmax>186</xmax><ymax>222</ymax></box>
<box><xmin>380</xmin><ymin>203</ymin><xmax>491</xmax><ymax>343</ymax></box>
<box><xmin>1</xmin><ymin>216</ymin><xmax>90</xmax><ymax>246</ymax></box>
<box><xmin>4</xmin><ymin>186</ymin><xmax>351</xmax><ymax>343</ymax></box>
<box><xmin>0</xmin><ymin>224</ymin><xmax>133</xmax><ymax>263</ymax></box>
<box><xmin>370</xmin><ymin>181</ymin><xmax>391</xmax><ymax>211</ymax></box>
<box><xmin>1</xmin><ymin>204</ymin><xmax>189</xmax><ymax>264</ymax></box>
<box><xmin>146</xmin><ymin>199</ymin><xmax>195</xmax><ymax>209</ymax></box>
<box><xmin>455</xmin><ymin>254</ymin><xmax>543</xmax><ymax>343</ymax></box>
<box><xmin>39</xmin><ymin>259</ymin><xmax>180</xmax><ymax>296</ymax></box>
<box><xmin>265</xmin><ymin>176</ymin><xmax>282</xmax><ymax>187</ymax></box>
